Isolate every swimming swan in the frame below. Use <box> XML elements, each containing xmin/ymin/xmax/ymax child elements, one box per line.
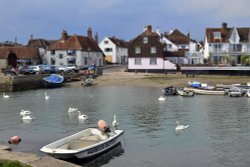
<box><xmin>158</xmin><ymin>96</ymin><xmax>166</xmax><ymax>101</ymax></box>
<box><xmin>77</xmin><ymin>111</ymin><xmax>88</xmax><ymax>120</ymax></box>
<box><xmin>22</xmin><ymin>114</ymin><xmax>34</xmax><ymax>121</ymax></box>
<box><xmin>20</xmin><ymin>110</ymin><xmax>32</xmax><ymax>116</ymax></box>
<box><xmin>44</xmin><ymin>92</ymin><xmax>50</xmax><ymax>100</ymax></box>
<box><xmin>68</xmin><ymin>107</ymin><xmax>78</xmax><ymax>113</ymax></box>
<box><xmin>3</xmin><ymin>93</ymin><xmax>10</xmax><ymax>98</ymax></box>
<box><xmin>175</xmin><ymin>121</ymin><xmax>189</xmax><ymax>131</ymax></box>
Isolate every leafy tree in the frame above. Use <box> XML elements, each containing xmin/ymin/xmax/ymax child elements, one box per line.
<box><xmin>241</xmin><ymin>53</ymin><xmax>249</xmax><ymax>66</ymax></box>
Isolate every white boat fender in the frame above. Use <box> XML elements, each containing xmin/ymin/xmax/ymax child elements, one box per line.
<box><xmin>8</xmin><ymin>136</ymin><xmax>22</xmax><ymax>145</ymax></box>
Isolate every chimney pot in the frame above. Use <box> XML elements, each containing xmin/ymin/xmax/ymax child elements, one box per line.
<box><xmin>87</xmin><ymin>27</ymin><xmax>92</xmax><ymax>38</ymax></box>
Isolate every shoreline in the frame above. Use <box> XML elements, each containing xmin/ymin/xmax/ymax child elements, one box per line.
<box><xmin>65</xmin><ymin>71</ymin><xmax>250</xmax><ymax>88</ymax></box>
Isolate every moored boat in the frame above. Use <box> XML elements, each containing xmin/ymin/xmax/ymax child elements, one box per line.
<box><xmin>162</xmin><ymin>86</ymin><xmax>178</xmax><ymax>95</ymax></box>
<box><xmin>185</xmin><ymin>87</ymin><xmax>225</xmax><ymax>95</ymax></box>
<box><xmin>40</xmin><ymin>120</ymin><xmax>124</xmax><ymax>160</ymax></box>
<box><xmin>177</xmin><ymin>88</ymin><xmax>195</xmax><ymax>97</ymax></box>
<box><xmin>42</xmin><ymin>74</ymin><xmax>64</xmax><ymax>88</ymax></box>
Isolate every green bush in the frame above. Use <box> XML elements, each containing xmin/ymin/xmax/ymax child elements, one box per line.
<box><xmin>0</xmin><ymin>160</ymin><xmax>31</xmax><ymax>167</ymax></box>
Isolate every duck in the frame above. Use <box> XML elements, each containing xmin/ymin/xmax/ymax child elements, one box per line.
<box><xmin>77</xmin><ymin>111</ymin><xmax>88</xmax><ymax>120</ymax></box>
<box><xmin>158</xmin><ymin>95</ymin><xmax>166</xmax><ymax>101</ymax></box>
<box><xmin>20</xmin><ymin>109</ymin><xmax>32</xmax><ymax>116</ymax></box>
<box><xmin>3</xmin><ymin>93</ymin><xmax>10</xmax><ymax>98</ymax></box>
<box><xmin>44</xmin><ymin>92</ymin><xmax>50</xmax><ymax>100</ymax></box>
<box><xmin>175</xmin><ymin>121</ymin><xmax>189</xmax><ymax>131</ymax></box>
<box><xmin>68</xmin><ymin>107</ymin><xmax>78</xmax><ymax>113</ymax></box>
<box><xmin>112</xmin><ymin>115</ymin><xmax>119</xmax><ymax>130</ymax></box>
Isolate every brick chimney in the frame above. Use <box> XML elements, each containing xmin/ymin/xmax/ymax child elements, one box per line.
<box><xmin>147</xmin><ymin>25</ymin><xmax>152</xmax><ymax>32</ymax></box>
<box><xmin>61</xmin><ymin>30</ymin><xmax>68</xmax><ymax>40</ymax></box>
<box><xmin>87</xmin><ymin>27</ymin><xmax>92</xmax><ymax>38</ymax></box>
<box><xmin>94</xmin><ymin>32</ymin><xmax>98</xmax><ymax>43</ymax></box>
<box><xmin>222</xmin><ymin>22</ymin><xmax>227</xmax><ymax>29</ymax></box>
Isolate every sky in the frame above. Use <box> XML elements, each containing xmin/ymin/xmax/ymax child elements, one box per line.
<box><xmin>1</xmin><ymin>0</ymin><xmax>250</xmax><ymax>45</ymax></box>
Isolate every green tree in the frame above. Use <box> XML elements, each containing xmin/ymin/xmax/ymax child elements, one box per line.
<box><xmin>241</xmin><ymin>53</ymin><xmax>249</xmax><ymax>66</ymax></box>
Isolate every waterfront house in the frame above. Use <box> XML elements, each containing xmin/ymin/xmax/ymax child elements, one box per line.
<box><xmin>45</xmin><ymin>28</ymin><xmax>104</xmax><ymax>69</ymax></box>
<box><xmin>162</xmin><ymin>29</ymin><xmax>203</xmax><ymax>64</ymax></box>
<box><xmin>99</xmin><ymin>36</ymin><xmax>128</xmax><ymax>64</ymax></box>
<box><xmin>0</xmin><ymin>47</ymin><xmax>41</xmax><ymax>69</ymax></box>
<box><xmin>204</xmin><ymin>22</ymin><xmax>250</xmax><ymax>65</ymax></box>
<box><xmin>128</xmin><ymin>25</ymin><xmax>176</xmax><ymax>72</ymax></box>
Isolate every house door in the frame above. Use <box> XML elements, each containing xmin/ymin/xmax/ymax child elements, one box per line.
<box><xmin>7</xmin><ymin>53</ymin><xmax>17</xmax><ymax>67</ymax></box>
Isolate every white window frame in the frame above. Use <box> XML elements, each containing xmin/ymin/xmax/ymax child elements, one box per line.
<box><xmin>150</xmin><ymin>57</ymin><xmax>157</xmax><ymax>65</ymax></box>
<box><xmin>151</xmin><ymin>47</ymin><xmax>156</xmax><ymax>54</ymax></box>
<box><xmin>213</xmin><ymin>32</ymin><xmax>221</xmax><ymax>39</ymax></box>
<box><xmin>135</xmin><ymin>57</ymin><xmax>141</xmax><ymax>65</ymax></box>
<box><xmin>135</xmin><ymin>47</ymin><xmax>141</xmax><ymax>54</ymax></box>
<box><xmin>143</xmin><ymin>37</ymin><xmax>148</xmax><ymax>44</ymax></box>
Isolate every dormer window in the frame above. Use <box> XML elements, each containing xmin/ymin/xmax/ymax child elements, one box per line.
<box><xmin>104</xmin><ymin>40</ymin><xmax>109</xmax><ymax>44</ymax></box>
<box><xmin>135</xmin><ymin>47</ymin><xmax>141</xmax><ymax>54</ymax></box>
<box><xmin>143</xmin><ymin>37</ymin><xmax>148</xmax><ymax>44</ymax></box>
<box><xmin>213</xmin><ymin>32</ymin><xmax>221</xmax><ymax>39</ymax></box>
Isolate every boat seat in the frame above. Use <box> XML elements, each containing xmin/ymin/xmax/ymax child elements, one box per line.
<box><xmin>68</xmin><ymin>140</ymin><xmax>100</xmax><ymax>150</ymax></box>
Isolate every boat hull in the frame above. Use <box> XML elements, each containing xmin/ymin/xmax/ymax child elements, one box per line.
<box><xmin>186</xmin><ymin>87</ymin><xmax>225</xmax><ymax>95</ymax></box>
<box><xmin>177</xmin><ymin>88</ymin><xmax>195</xmax><ymax>97</ymax></box>
<box><xmin>42</xmin><ymin>74</ymin><xmax>64</xmax><ymax>88</ymax></box>
<box><xmin>40</xmin><ymin>128</ymin><xmax>124</xmax><ymax>160</ymax></box>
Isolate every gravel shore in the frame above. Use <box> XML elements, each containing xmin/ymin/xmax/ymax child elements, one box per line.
<box><xmin>66</xmin><ymin>71</ymin><xmax>250</xmax><ymax>88</ymax></box>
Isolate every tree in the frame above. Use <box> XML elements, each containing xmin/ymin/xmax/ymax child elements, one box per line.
<box><xmin>241</xmin><ymin>53</ymin><xmax>249</xmax><ymax>66</ymax></box>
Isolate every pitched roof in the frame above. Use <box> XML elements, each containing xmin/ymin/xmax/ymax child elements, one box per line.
<box><xmin>128</xmin><ymin>26</ymin><xmax>164</xmax><ymax>57</ymax></box>
<box><xmin>0</xmin><ymin>47</ymin><xmax>40</xmax><ymax>59</ymax></box>
<box><xmin>49</xmin><ymin>35</ymin><xmax>102</xmax><ymax>52</ymax></box>
<box><xmin>109</xmin><ymin>37</ymin><xmax>128</xmax><ymax>48</ymax></box>
<box><xmin>205</xmin><ymin>24</ymin><xmax>250</xmax><ymax>43</ymax></box>
<box><xmin>164</xmin><ymin>29</ymin><xmax>190</xmax><ymax>45</ymax></box>
<box><xmin>27</xmin><ymin>39</ymin><xmax>50</xmax><ymax>48</ymax></box>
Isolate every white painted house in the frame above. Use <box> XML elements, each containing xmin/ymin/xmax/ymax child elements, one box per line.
<box><xmin>99</xmin><ymin>37</ymin><xmax>128</xmax><ymax>64</ymax></box>
<box><xmin>45</xmin><ymin>29</ymin><xmax>104</xmax><ymax>68</ymax></box>
<box><xmin>204</xmin><ymin>22</ymin><xmax>250</xmax><ymax>65</ymax></box>
<box><xmin>128</xmin><ymin>25</ymin><xmax>176</xmax><ymax>72</ymax></box>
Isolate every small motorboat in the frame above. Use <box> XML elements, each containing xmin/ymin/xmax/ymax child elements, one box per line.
<box><xmin>162</xmin><ymin>86</ymin><xmax>177</xmax><ymax>96</ymax></box>
<box><xmin>42</xmin><ymin>74</ymin><xmax>64</xmax><ymax>88</ymax></box>
<box><xmin>177</xmin><ymin>88</ymin><xmax>195</xmax><ymax>97</ymax></box>
<box><xmin>40</xmin><ymin>119</ymin><xmax>124</xmax><ymax>160</ymax></box>
<box><xmin>226</xmin><ymin>88</ymin><xmax>242</xmax><ymax>97</ymax></box>
<box><xmin>185</xmin><ymin>87</ymin><xmax>225</xmax><ymax>95</ymax></box>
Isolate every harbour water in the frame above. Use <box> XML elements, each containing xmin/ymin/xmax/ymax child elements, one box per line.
<box><xmin>1</xmin><ymin>86</ymin><xmax>250</xmax><ymax>167</ymax></box>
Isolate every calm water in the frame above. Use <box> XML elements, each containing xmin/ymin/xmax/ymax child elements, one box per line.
<box><xmin>1</xmin><ymin>86</ymin><xmax>250</xmax><ymax>167</ymax></box>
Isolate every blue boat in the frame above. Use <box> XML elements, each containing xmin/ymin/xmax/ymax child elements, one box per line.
<box><xmin>42</xmin><ymin>74</ymin><xmax>64</xmax><ymax>88</ymax></box>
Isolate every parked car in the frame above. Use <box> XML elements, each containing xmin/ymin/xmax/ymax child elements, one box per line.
<box><xmin>22</xmin><ymin>65</ymin><xmax>44</xmax><ymax>75</ymax></box>
<box><xmin>66</xmin><ymin>65</ymin><xmax>79</xmax><ymax>73</ymax></box>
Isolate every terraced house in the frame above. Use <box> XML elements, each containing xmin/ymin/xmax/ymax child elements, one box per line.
<box><xmin>204</xmin><ymin>22</ymin><xmax>250</xmax><ymax>65</ymax></box>
<box><xmin>44</xmin><ymin>28</ymin><xmax>104</xmax><ymax>69</ymax></box>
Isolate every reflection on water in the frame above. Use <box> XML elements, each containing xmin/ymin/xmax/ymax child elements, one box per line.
<box><xmin>1</xmin><ymin>86</ymin><xmax>250</xmax><ymax>166</ymax></box>
<box><xmin>69</xmin><ymin>143</ymin><xmax>125</xmax><ymax>167</ymax></box>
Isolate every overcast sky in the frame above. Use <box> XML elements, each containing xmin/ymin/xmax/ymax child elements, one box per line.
<box><xmin>0</xmin><ymin>0</ymin><xmax>250</xmax><ymax>45</ymax></box>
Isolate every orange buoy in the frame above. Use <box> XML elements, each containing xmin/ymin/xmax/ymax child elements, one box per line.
<box><xmin>8</xmin><ymin>136</ymin><xmax>22</xmax><ymax>145</ymax></box>
<box><xmin>98</xmin><ymin>120</ymin><xmax>107</xmax><ymax>130</ymax></box>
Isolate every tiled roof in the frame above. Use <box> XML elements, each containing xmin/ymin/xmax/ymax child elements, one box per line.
<box><xmin>109</xmin><ymin>37</ymin><xmax>128</xmax><ymax>48</ymax></box>
<box><xmin>164</xmin><ymin>29</ymin><xmax>190</xmax><ymax>45</ymax></box>
<box><xmin>0</xmin><ymin>47</ymin><xmax>40</xmax><ymax>59</ymax></box>
<box><xmin>49</xmin><ymin>35</ymin><xmax>102</xmax><ymax>52</ymax></box>
<box><xmin>129</xmin><ymin>26</ymin><xmax>164</xmax><ymax>57</ymax></box>
<box><xmin>27</xmin><ymin>39</ymin><xmax>50</xmax><ymax>48</ymax></box>
<box><xmin>164</xmin><ymin>50</ymin><xmax>185</xmax><ymax>57</ymax></box>
<box><xmin>206</xmin><ymin>25</ymin><xmax>250</xmax><ymax>43</ymax></box>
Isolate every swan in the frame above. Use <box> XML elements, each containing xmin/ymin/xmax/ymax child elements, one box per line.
<box><xmin>158</xmin><ymin>95</ymin><xmax>166</xmax><ymax>101</ymax></box>
<box><xmin>44</xmin><ymin>92</ymin><xmax>50</xmax><ymax>100</ymax></box>
<box><xmin>77</xmin><ymin>111</ymin><xmax>88</xmax><ymax>120</ymax></box>
<box><xmin>112</xmin><ymin>115</ymin><xmax>119</xmax><ymax>130</ymax></box>
<box><xmin>20</xmin><ymin>109</ymin><xmax>32</xmax><ymax>116</ymax></box>
<box><xmin>175</xmin><ymin>121</ymin><xmax>189</xmax><ymax>131</ymax></box>
<box><xmin>22</xmin><ymin>114</ymin><xmax>34</xmax><ymax>121</ymax></box>
<box><xmin>68</xmin><ymin>107</ymin><xmax>78</xmax><ymax>113</ymax></box>
<box><xmin>3</xmin><ymin>93</ymin><xmax>10</xmax><ymax>98</ymax></box>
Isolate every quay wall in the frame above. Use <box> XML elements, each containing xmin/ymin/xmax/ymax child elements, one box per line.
<box><xmin>0</xmin><ymin>73</ymin><xmax>84</xmax><ymax>91</ymax></box>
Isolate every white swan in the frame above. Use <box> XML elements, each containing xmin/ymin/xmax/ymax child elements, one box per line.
<box><xmin>3</xmin><ymin>93</ymin><xmax>10</xmax><ymax>98</ymax></box>
<box><xmin>158</xmin><ymin>95</ymin><xmax>166</xmax><ymax>101</ymax></box>
<box><xmin>22</xmin><ymin>114</ymin><xmax>34</xmax><ymax>121</ymax></box>
<box><xmin>20</xmin><ymin>109</ymin><xmax>32</xmax><ymax>116</ymax></box>
<box><xmin>77</xmin><ymin>111</ymin><xmax>88</xmax><ymax>120</ymax></box>
<box><xmin>68</xmin><ymin>107</ymin><xmax>78</xmax><ymax>113</ymax></box>
<box><xmin>112</xmin><ymin>115</ymin><xmax>119</xmax><ymax>130</ymax></box>
<box><xmin>44</xmin><ymin>92</ymin><xmax>50</xmax><ymax>100</ymax></box>
<box><xmin>175</xmin><ymin>121</ymin><xmax>189</xmax><ymax>131</ymax></box>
